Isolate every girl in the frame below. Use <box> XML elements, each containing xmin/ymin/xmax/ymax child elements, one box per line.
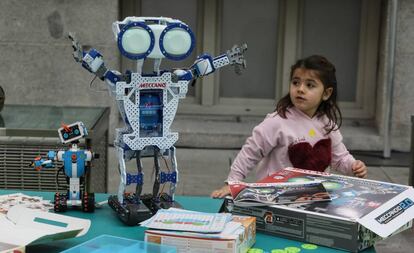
<box><xmin>211</xmin><ymin>55</ymin><xmax>367</xmax><ymax>198</ymax></box>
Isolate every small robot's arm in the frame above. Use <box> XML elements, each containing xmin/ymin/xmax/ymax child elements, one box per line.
<box><xmin>31</xmin><ymin>151</ymin><xmax>57</xmax><ymax>171</ymax></box>
<box><xmin>68</xmin><ymin>33</ymin><xmax>124</xmax><ymax>85</ymax></box>
<box><xmin>172</xmin><ymin>43</ymin><xmax>248</xmax><ymax>82</ymax></box>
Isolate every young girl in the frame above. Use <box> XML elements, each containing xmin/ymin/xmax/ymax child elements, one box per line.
<box><xmin>211</xmin><ymin>55</ymin><xmax>367</xmax><ymax>198</ymax></box>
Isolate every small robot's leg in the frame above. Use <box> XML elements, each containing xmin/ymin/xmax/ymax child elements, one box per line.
<box><xmin>169</xmin><ymin>146</ymin><xmax>178</xmax><ymax>201</ymax></box>
<box><xmin>135</xmin><ymin>150</ymin><xmax>143</xmax><ymax>201</ymax></box>
<box><xmin>117</xmin><ymin>146</ymin><xmax>127</xmax><ymax>204</ymax></box>
<box><xmin>69</xmin><ymin>177</ymin><xmax>80</xmax><ymax>206</ymax></box>
<box><xmin>152</xmin><ymin>146</ymin><xmax>161</xmax><ymax>201</ymax></box>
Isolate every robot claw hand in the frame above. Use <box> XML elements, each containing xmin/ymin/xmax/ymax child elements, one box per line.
<box><xmin>226</xmin><ymin>43</ymin><xmax>248</xmax><ymax>75</ymax></box>
<box><xmin>68</xmin><ymin>33</ymin><xmax>107</xmax><ymax>79</ymax></box>
<box><xmin>68</xmin><ymin>32</ymin><xmax>83</xmax><ymax>63</ymax></box>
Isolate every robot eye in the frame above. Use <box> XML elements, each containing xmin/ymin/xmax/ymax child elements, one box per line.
<box><xmin>121</xmin><ymin>28</ymin><xmax>152</xmax><ymax>55</ymax></box>
<box><xmin>163</xmin><ymin>28</ymin><xmax>192</xmax><ymax>55</ymax></box>
<box><xmin>117</xmin><ymin>22</ymin><xmax>155</xmax><ymax>60</ymax></box>
<box><xmin>159</xmin><ymin>23</ymin><xmax>195</xmax><ymax>61</ymax></box>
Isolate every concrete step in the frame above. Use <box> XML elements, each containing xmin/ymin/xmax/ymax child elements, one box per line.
<box><xmin>172</xmin><ymin>115</ymin><xmax>387</xmax><ymax>151</ymax></box>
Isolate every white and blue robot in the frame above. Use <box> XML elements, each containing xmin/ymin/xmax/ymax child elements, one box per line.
<box><xmin>70</xmin><ymin>16</ymin><xmax>247</xmax><ymax>225</ymax></box>
<box><xmin>32</xmin><ymin>121</ymin><xmax>97</xmax><ymax>212</ymax></box>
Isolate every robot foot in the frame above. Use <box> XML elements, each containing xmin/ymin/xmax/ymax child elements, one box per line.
<box><xmin>141</xmin><ymin>193</ymin><xmax>182</xmax><ymax>210</ymax></box>
<box><xmin>108</xmin><ymin>194</ymin><xmax>153</xmax><ymax>226</ymax></box>
<box><xmin>81</xmin><ymin>192</ymin><xmax>95</xmax><ymax>213</ymax></box>
<box><xmin>107</xmin><ymin>193</ymin><xmax>182</xmax><ymax>226</ymax></box>
<box><xmin>54</xmin><ymin>192</ymin><xmax>68</xmax><ymax>212</ymax></box>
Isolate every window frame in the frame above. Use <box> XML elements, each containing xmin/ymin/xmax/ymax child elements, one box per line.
<box><xmin>120</xmin><ymin>0</ymin><xmax>380</xmax><ymax>119</ymax></box>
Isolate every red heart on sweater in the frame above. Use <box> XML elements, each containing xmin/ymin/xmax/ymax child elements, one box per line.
<box><xmin>288</xmin><ymin>138</ymin><xmax>331</xmax><ymax>172</ymax></box>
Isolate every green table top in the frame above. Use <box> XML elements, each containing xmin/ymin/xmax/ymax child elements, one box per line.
<box><xmin>0</xmin><ymin>190</ymin><xmax>375</xmax><ymax>253</ymax></box>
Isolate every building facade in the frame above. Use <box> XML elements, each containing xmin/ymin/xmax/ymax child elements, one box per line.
<box><xmin>0</xmin><ymin>0</ymin><xmax>413</xmax><ymax>152</ymax></box>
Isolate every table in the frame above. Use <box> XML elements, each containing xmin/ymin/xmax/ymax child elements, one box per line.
<box><xmin>0</xmin><ymin>190</ymin><xmax>375</xmax><ymax>253</ymax></box>
<box><xmin>0</xmin><ymin>104</ymin><xmax>109</xmax><ymax>193</ymax></box>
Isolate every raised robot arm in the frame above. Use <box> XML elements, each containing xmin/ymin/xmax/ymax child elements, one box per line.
<box><xmin>31</xmin><ymin>151</ymin><xmax>57</xmax><ymax>171</ymax></box>
<box><xmin>173</xmin><ymin>43</ymin><xmax>248</xmax><ymax>82</ymax></box>
<box><xmin>70</xmin><ymin>32</ymin><xmax>247</xmax><ymax>86</ymax></box>
<box><xmin>68</xmin><ymin>33</ymin><xmax>124</xmax><ymax>90</ymax></box>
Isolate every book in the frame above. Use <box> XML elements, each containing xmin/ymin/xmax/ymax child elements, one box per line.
<box><xmin>140</xmin><ymin>208</ymin><xmax>232</xmax><ymax>233</ymax></box>
<box><xmin>228</xmin><ymin>180</ymin><xmax>331</xmax><ymax>207</ymax></box>
<box><xmin>145</xmin><ymin>215</ymin><xmax>256</xmax><ymax>253</ymax></box>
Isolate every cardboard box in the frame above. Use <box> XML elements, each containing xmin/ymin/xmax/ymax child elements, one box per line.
<box><xmin>145</xmin><ymin>215</ymin><xmax>256</xmax><ymax>253</ymax></box>
<box><xmin>0</xmin><ymin>205</ymin><xmax>90</xmax><ymax>248</ymax></box>
<box><xmin>222</xmin><ymin>168</ymin><xmax>414</xmax><ymax>252</ymax></box>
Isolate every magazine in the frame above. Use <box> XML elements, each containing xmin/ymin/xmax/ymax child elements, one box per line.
<box><xmin>228</xmin><ymin>180</ymin><xmax>331</xmax><ymax>207</ymax></box>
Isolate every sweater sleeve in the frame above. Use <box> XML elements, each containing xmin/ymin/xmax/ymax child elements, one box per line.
<box><xmin>227</xmin><ymin>116</ymin><xmax>280</xmax><ymax>182</ymax></box>
<box><xmin>330</xmin><ymin>129</ymin><xmax>355</xmax><ymax>176</ymax></box>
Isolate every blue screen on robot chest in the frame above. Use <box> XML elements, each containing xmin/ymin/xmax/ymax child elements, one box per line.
<box><xmin>60</xmin><ymin>125</ymin><xmax>81</xmax><ymax>141</ymax></box>
<box><xmin>139</xmin><ymin>90</ymin><xmax>163</xmax><ymax>137</ymax></box>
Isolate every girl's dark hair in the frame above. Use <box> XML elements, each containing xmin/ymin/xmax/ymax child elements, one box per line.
<box><xmin>275</xmin><ymin>55</ymin><xmax>342</xmax><ymax>134</ymax></box>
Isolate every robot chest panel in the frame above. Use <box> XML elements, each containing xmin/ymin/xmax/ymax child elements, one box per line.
<box><xmin>63</xmin><ymin>151</ymin><xmax>86</xmax><ymax>162</ymax></box>
<box><xmin>116</xmin><ymin>72</ymin><xmax>188</xmax><ymax>99</ymax></box>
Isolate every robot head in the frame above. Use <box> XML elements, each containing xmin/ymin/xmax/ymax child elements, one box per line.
<box><xmin>112</xmin><ymin>17</ymin><xmax>195</xmax><ymax>61</ymax></box>
<box><xmin>58</xmin><ymin>121</ymin><xmax>88</xmax><ymax>144</ymax></box>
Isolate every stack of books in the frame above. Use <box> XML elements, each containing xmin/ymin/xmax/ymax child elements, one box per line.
<box><xmin>142</xmin><ymin>208</ymin><xmax>256</xmax><ymax>253</ymax></box>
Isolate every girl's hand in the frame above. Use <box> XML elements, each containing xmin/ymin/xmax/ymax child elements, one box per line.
<box><xmin>352</xmin><ymin>160</ymin><xmax>367</xmax><ymax>178</ymax></box>
<box><xmin>210</xmin><ymin>185</ymin><xmax>231</xmax><ymax>198</ymax></box>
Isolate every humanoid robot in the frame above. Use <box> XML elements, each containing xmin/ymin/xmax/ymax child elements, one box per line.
<box><xmin>70</xmin><ymin>16</ymin><xmax>247</xmax><ymax>225</ymax></box>
<box><xmin>31</xmin><ymin>121</ymin><xmax>97</xmax><ymax>212</ymax></box>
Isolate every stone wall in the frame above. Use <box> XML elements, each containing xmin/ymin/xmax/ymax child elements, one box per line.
<box><xmin>0</xmin><ymin>0</ymin><xmax>120</xmax><ymax>139</ymax></box>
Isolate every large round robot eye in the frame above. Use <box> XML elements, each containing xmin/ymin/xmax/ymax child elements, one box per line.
<box><xmin>159</xmin><ymin>23</ymin><xmax>195</xmax><ymax>61</ymax></box>
<box><xmin>117</xmin><ymin>22</ymin><xmax>155</xmax><ymax>60</ymax></box>
<box><xmin>121</xmin><ymin>28</ymin><xmax>152</xmax><ymax>54</ymax></box>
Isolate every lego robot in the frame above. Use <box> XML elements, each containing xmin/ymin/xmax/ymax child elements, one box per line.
<box><xmin>69</xmin><ymin>16</ymin><xmax>247</xmax><ymax>225</ymax></box>
<box><xmin>32</xmin><ymin>121</ymin><xmax>97</xmax><ymax>212</ymax></box>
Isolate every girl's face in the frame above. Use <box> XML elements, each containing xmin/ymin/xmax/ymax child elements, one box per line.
<box><xmin>289</xmin><ymin>68</ymin><xmax>333</xmax><ymax>118</ymax></box>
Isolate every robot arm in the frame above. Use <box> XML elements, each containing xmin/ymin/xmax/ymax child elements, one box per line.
<box><xmin>172</xmin><ymin>43</ymin><xmax>247</xmax><ymax>82</ymax></box>
<box><xmin>68</xmin><ymin>33</ymin><xmax>124</xmax><ymax>85</ymax></box>
<box><xmin>31</xmin><ymin>151</ymin><xmax>57</xmax><ymax>171</ymax></box>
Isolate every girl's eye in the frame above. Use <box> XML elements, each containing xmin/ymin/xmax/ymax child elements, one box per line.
<box><xmin>292</xmin><ymin>80</ymin><xmax>300</xmax><ymax>86</ymax></box>
<box><xmin>306</xmin><ymin>82</ymin><xmax>316</xmax><ymax>88</ymax></box>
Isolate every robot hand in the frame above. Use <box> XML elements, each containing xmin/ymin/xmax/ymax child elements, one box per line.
<box><xmin>30</xmin><ymin>156</ymin><xmax>54</xmax><ymax>171</ymax></box>
<box><xmin>68</xmin><ymin>33</ymin><xmax>107</xmax><ymax>79</ymax></box>
<box><xmin>68</xmin><ymin>32</ymin><xmax>83</xmax><ymax>63</ymax></box>
<box><xmin>226</xmin><ymin>43</ymin><xmax>248</xmax><ymax>75</ymax></box>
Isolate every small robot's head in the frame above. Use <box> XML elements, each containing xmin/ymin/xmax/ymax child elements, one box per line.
<box><xmin>112</xmin><ymin>17</ymin><xmax>195</xmax><ymax>61</ymax></box>
<box><xmin>58</xmin><ymin>121</ymin><xmax>88</xmax><ymax>144</ymax></box>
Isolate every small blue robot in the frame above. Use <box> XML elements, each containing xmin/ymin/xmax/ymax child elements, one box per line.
<box><xmin>69</xmin><ymin>16</ymin><xmax>247</xmax><ymax>225</ymax></box>
<box><xmin>32</xmin><ymin>121</ymin><xmax>97</xmax><ymax>212</ymax></box>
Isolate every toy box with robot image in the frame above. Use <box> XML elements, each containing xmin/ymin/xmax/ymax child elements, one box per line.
<box><xmin>221</xmin><ymin>167</ymin><xmax>414</xmax><ymax>252</ymax></box>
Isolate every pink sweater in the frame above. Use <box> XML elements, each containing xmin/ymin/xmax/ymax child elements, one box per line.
<box><xmin>227</xmin><ymin>106</ymin><xmax>355</xmax><ymax>182</ymax></box>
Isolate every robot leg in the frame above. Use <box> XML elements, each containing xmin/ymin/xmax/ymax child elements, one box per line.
<box><xmin>152</xmin><ymin>146</ymin><xmax>161</xmax><ymax>201</ymax></box>
<box><xmin>135</xmin><ymin>150</ymin><xmax>143</xmax><ymax>200</ymax></box>
<box><xmin>117</xmin><ymin>146</ymin><xmax>127</xmax><ymax>204</ymax></box>
<box><xmin>169</xmin><ymin>146</ymin><xmax>178</xmax><ymax>201</ymax></box>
